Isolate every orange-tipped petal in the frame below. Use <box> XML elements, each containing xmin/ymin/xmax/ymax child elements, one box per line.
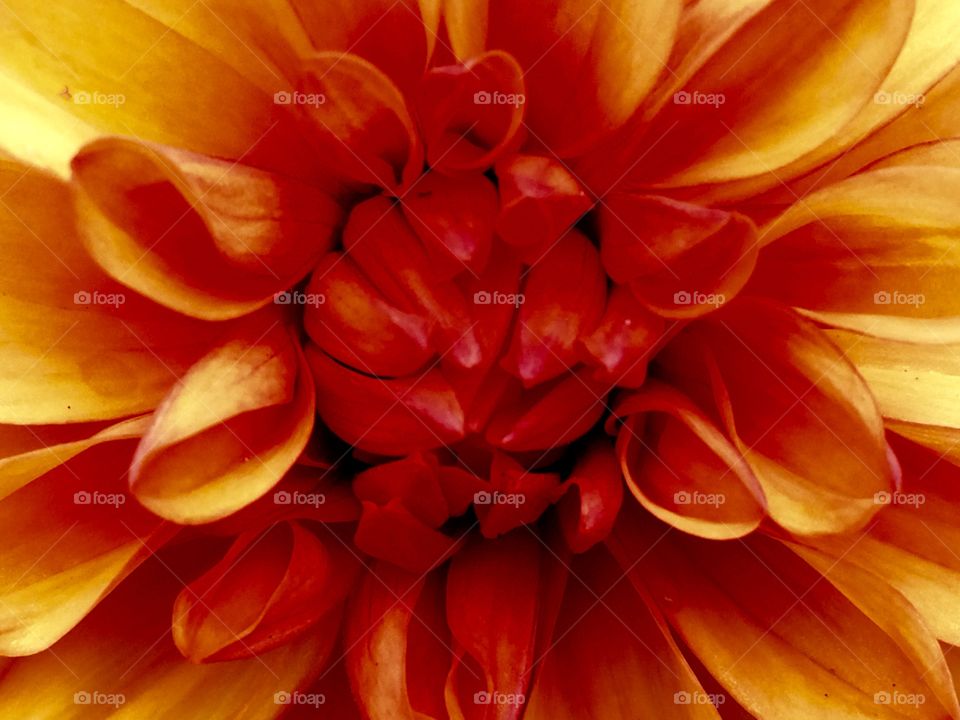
<box><xmin>632</xmin><ymin>0</ymin><xmax>913</xmax><ymax>187</ymax></box>
<box><xmin>612</xmin><ymin>382</ymin><xmax>766</xmax><ymax>540</ymax></box>
<box><xmin>304</xmin><ymin>253</ymin><xmax>434</xmax><ymax>378</ymax></box>
<box><xmin>0</xmin><ymin>159</ymin><xmax>224</xmax><ymax>423</ymax></box>
<box><xmin>662</xmin><ymin>299</ymin><xmax>898</xmax><ymax>535</ymax></box>
<box><xmin>487</xmin><ymin>0</ymin><xmax>681</xmax><ymax>154</ymax></box>
<box><xmin>501</xmin><ymin>232</ymin><xmax>606</xmax><ymax>386</ymax></box>
<box><xmin>754</xmin><ymin>150</ymin><xmax>960</xmax><ymax>342</ymax></box>
<box><xmin>0</xmin><ymin>440</ymin><xmax>170</xmax><ymax>655</ymax></box>
<box><xmin>71</xmin><ymin>138</ymin><xmax>342</xmax><ymax>321</ymax></box>
<box><xmin>599</xmin><ymin>194</ymin><xmax>758</xmax><ymax>319</ymax></box>
<box><xmin>173</xmin><ymin>522</ymin><xmax>356</xmax><ymax>662</ymax></box>
<box><xmin>0</xmin><ymin>545</ymin><xmax>336</xmax><ymax>718</ymax></box>
<box><xmin>308</xmin><ymin>345</ymin><xmax>466</xmax><ymax>456</ymax></box>
<box><xmin>612</xmin><ymin>510</ymin><xmax>959</xmax><ymax>720</ymax></box>
<box><xmin>556</xmin><ymin>440</ymin><xmax>624</xmax><ymax>553</ymax></box>
<box><xmin>131</xmin><ymin>323</ymin><xmax>315</xmax><ymax>524</ymax></box>
<box><xmin>296</xmin><ymin>52</ymin><xmax>422</xmax><ymax>193</ymax></box>
<box><xmin>419</xmin><ymin>51</ymin><xmax>526</xmax><ymax>172</ymax></box>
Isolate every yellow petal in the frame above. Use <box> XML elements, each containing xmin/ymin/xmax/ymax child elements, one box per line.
<box><xmin>0</xmin><ymin>547</ymin><xmax>335</xmax><ymax>719</ymax></box>
<box><xmin>0</xmin><ymin>158</ymin><xmax>225</xmax><ymax>424</ymax></box>
<box><xmin>131</xmin><ymin>323</ymin><xmax>315</xmax><ymax>524</ymax></box>
<box><xmin>0</xmin><ymin>439</ymin><xmax>169</xmax><ymax>655</ymax></box>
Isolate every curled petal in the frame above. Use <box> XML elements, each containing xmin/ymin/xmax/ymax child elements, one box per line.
<box><xmin>556</xmin><ymin>440</ymin><xmax>624</xmax><ymax>553</ymax></box>
<box><xmin>599</xmin><ymin>194</ymin><xmax>758</xmax><ymax>319</ymax></box>
<box><xmin>445</xmin><ymin>533</ymin><xmax>541</xmax><ymax>719</ymax></box>
<box><xmin>295</xmin><ymin>52</ymin><xmax>423</xmax><ymax>193</ymax></box>
<box><xmin>662</xmin><ymin>299</ymin><xmax>898</xmax><ymax>535</ymax></box>
<box><xmin>131</xmin><ymin>323</ymin><xmax>315</xmax><ymax>524</ymax></box>
<box><xmin>495</xmin><ymin>154</ymin><xmax>593</xmax><ymax>263</ymax></box>
<box><xmin>579</xmin><ymin>284</ymin><xmax>666</xmax><ymax>388</ymax></box>
<box><xmin>502</xmin><ymin>232</ymin><xmax>606</xmax><ymax>386</ymax></box>
<box><xmin>419</xmin><ymin>51</ymin><xmax>526</xmax><ymax>172</ymax></box>
<box><xmin>612</xmin><ymin>382</ymin><xmax>765</xmax><ymax>540</ymax></box>
<box><xmin>307</xmin><ymin>345</ymin><xmax>465</xmax><ymax>456</ymax></box>
<box><xmin>344</xmin><ymin>197</ymin><xmax>482</xmax><ymax>368</ymax></box>
<box><xmin>173</xmin><ymin>522</ymin><xmax>357</xmax><ymax>662</ymax></box>
<box><xmin>402</xmin><ymin>172</ymin><xmax>498</xmax><ymax>277</ymax></box>
<box><xmin>488</xmin><ymin>0</ymin><xmax>681</xmax><ymax>154</ymax></box>
<box><xmin>0</xmin><ymin>159</ymin><xmax>232</xmax><ymax>423</ymax></box>
<box><xmin>353</xmin><ymin>454</ymin><xmax>450</xmax><ymax>529</ymax></box>
<box><xmin>485</xmin><ymin>371</ymin><xmax>609</xmax><ymax>452</ymax></box>
<box><xmin>71</xmin><ymin>138</ymin><xmax>342</xmax><ymax>321</ymax></box>
<box><xmin>304</xmin><ymin>253</ymin><xmax>434</xmax><ymax>378</ymax></box>
<box><xmin>0</xmin><ymin>440</ymin><xmax>170</xmax><ymax>655</ymax></box>
<box><xmin>475</xmin><ymin>452</ymin><xmax>562</xmax><ymax>539</ymax></box>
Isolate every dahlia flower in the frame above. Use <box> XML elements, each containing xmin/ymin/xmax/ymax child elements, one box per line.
<box><xmin>3</xmin><ymin>0</ymin><xmax>960</xmax><ymax>718</ymax></box>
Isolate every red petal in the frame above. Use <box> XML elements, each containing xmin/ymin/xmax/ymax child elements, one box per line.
<box><xmin>172</xmin><ymin>522</ymin><xmax>356</xmax><ymax>662</ymax></box>
<box><xmin>344</xmin><ymin>197</ymin><xmax>482</xmax><ymax>369</ymax></box>
<box><xmin>354</xmin><ymin>499</ymin><xmax>461</xmax><ymax>573</ymax></box>
<box><xmin>304</xmin><ymin>252</ymin><xmax>433</xmax><ymax>377</ymax></box>
<box><xmin>579</xmin><ymin>284</ymin><xmax>666</xmax><ymax>388</ymax></box>
<box><xmin>557</xmin><ymin>440</ymin><xmax>624</xmax><ymax>552</ymax></box>
<box><xmin>501</xmin><ymin>232</ymin><xmax>606</xmax><ymax>385</ymax></box>
<box><xmin>495</xmin><ymin>154</ymin><xmax>592</xmax><ymax>263</ymax></box>
<box><xmin>402</xmin><ymin>172</ymin><xmax>498</xmax><ymax>277</ymax></box>
<box><xmin>353</xmin><ymin>453</ymin><xmax>449</xmax><ymax>528</ymax></box>
<box><xmin>486</xmin><ymin>370</ymin><xmax>609</xmax><ymax>452</ymax></box>
<box><xmin>599</xmin><ymin>193</ymin><xmax>758</xmax><ymax>318</ymax></box>
<box><xmin>306</xmin><ymin>345</ymin><xmax>465</xmax><ymax>456</ymax></box>
<box><xmin>445</xmin><ymin>533</ymin><xmax>541</xmax><ymax>719</ymax></box>
<box><xmin>475</xmin><ymin>452</ymin><xmax>562</xmax><ymax>538</ymax></box>
<box><xmin>418</xmin><ymin>50</ymin><xmax>526</xmax><ymax>172</ymax></box>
